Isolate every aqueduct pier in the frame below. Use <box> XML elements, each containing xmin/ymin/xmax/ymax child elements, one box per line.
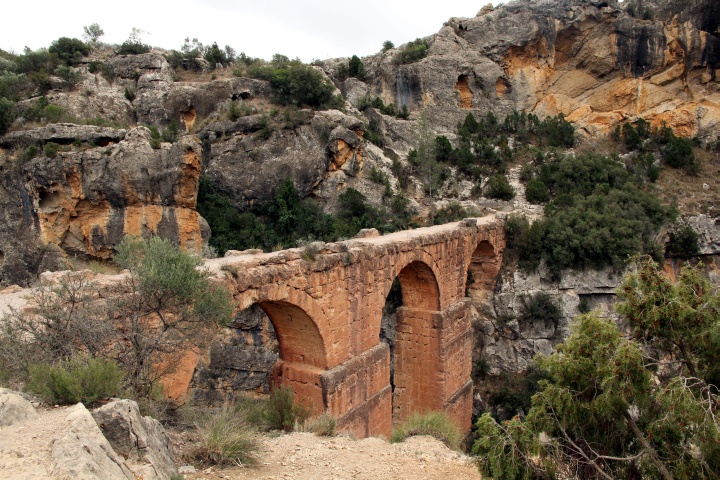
<box><xmin>202</xmin><ymin>215</ymin><xmax>505</xmax><ymax>438</ymax></box>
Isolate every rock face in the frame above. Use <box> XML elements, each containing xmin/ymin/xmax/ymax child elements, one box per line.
<box><xmin>0</xmin><ymin>125</ymin><xmax>205</xmax><ymax>275</ymax></box>
<box><xmin>352</xmin><ymin>0</ymin><xmax>720</xmax><ymax>141</ymax></box>
<box><xmin>191</xmin><ymin>303</ymin><xmax>280</xmax><ymax>403</ymax></box>
<box><xmin>481</xmin><ymin>265</ymin><xmax>622</xmax><ymax>374</ymax></box>
<box><xmin>202</xmin><ymin>108</ymin><xmax>366</xmax><ymax>208</ymax></box>
<box><xmin>92</xmin><ymin>399</ymin><xmax>178</xmax><ymax>480</ymax></box>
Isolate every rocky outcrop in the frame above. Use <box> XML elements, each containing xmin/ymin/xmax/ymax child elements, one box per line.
<box><xmin>203</xmin><ymin>109</ymin><xmax>365</xmax><ymax>207</ymax></box>
<box><xmin>0</xmin><ymin>124</ymin><xmax>126</xmax><ymax>149</ymax></box>
<box><xmin>51</xmin><ymin>403</ymin><xmax>135</xmax><ymax>480</ymax></box>
<box><xmin>191</xmin><ymin>304</ymin><xmax>280</xmax><ymax>402</ymax></box>
<box><xmin>0</xmin><ymin>389</ymin><xmax>38</xmax><ymax>427</ymax></box>
<box><xmin>136</xmin><ymin>76</ymin><xmax>272</xmax><ymax>129</ymax></box>
<box><xmin>92</xmin><ymin>399</ymin><xmax>178</xmax><ymax>480</ymax></box>
<box><xmin>349</xmin><ymin>0</ymin><xmax>720</xmax><ymax>141</ymax></box>
<box><xmin>0</xmin><ymin>125</ymin><xmax>205</xmax><ymax>266</ymax></box>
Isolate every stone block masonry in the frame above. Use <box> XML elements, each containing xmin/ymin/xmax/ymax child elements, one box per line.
<box><xmin>196</xmin><ymin>215</ymin><xmax>505</xmax><ymax>438</ymax></box>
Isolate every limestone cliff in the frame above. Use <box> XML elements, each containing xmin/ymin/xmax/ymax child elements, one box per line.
<box><xmin>0</xmin><ymin>125</ymin><xmax>206</xmax><ymax>284</ymax></box>
<box><xmin>343</xmin><ymin>0</ymin><xmax>720</xmax><ymax>140</ymax></box>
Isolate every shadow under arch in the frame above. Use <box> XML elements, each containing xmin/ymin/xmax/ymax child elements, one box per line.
<box><xmin>256</xmin><ymin>300</ymin><xmax>328</xmax><ymax>369</ymax></box>
<box><xmin>380</xmin><ymin>259</ymin><xmax>443</xmax><ymax>423</ymax></box>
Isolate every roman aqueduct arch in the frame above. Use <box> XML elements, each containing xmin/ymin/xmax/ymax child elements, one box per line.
<box><xmin>199</xmin><ymin>216</ymin><xmax>505</xmax><ymax>438</ymax></box>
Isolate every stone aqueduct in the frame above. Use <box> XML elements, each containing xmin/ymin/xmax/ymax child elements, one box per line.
<box><xmin>201</xmin><ymin>215</ymin><xmax>505</xmax><ymax>438</ymax></box>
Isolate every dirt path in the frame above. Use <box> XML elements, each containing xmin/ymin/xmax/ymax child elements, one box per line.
<box><xmin>183</xmin><ymin>432</ymin><xmax>482</xmax><ymax>480</ymax></box>
<box><xmin>0</xmin><ymin>405</ymin><xmax>72</xmax><ymax>479</ymax></box>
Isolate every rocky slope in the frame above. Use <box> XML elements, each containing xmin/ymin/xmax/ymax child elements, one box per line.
<box><xmin>345</xmin><ymin>0</ymin><xmax>720</xmax><ymax>141</ymax></box>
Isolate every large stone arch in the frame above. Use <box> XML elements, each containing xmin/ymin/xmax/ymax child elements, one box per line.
<box><xmin>236</xmin><ymin>287</ymin><xmax>332</xmax><ymax>415</ymax></box>
<box><xmin>379</xmin><ymin>256</ymin><xmax>444</xmax><ymax>423</ymax></box>
<box><xmin>236</xmin><ymin>286</ymin><xmax>332</xmax><ymax>368</ymax></box>
<box><xmin>256</xmin><ymin>300</ymin><xmax>327</xmax><ymax>369</ymax></box>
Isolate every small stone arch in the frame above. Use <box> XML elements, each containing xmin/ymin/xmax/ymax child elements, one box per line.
<box><xmin>466</xmin><ymin>239</ymin><xmax>501</xmax><ymax>301</ymax></box>
<box><xmin>256</xmin><ymin>300</ymin><xmax>327</xmax><ymax>369</ymax></box>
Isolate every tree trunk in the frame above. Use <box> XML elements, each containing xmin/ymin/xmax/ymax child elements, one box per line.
<box><xmin>624</xmin><ymin>411</ymin><xmax>673</xmax><ymax>480</ymax></box>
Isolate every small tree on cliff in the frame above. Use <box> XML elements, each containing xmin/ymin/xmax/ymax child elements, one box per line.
<box><xmin>473</xmin><ymin>258</ymin><xmax>720</xmax><ymax>479</ymax></box>
<box><xmin>0</xmin><ymin>236</ymin><xmax>233</xmax><ymax>398</ymax></box>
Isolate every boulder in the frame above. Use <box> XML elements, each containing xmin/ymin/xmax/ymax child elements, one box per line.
<box><xmin>51</xmin><ymin>403</ymin><xmax>134</xmax><ymax>480</ymax></box>
<box><xmin>92</xmin><ymin>399</ymin><xmax>178</xmax><ymax>480</ymax></box>
<box><xmin>0</xmin><ymin>389</ymin><xmax>38</xmax><ymax>427</ymax></box>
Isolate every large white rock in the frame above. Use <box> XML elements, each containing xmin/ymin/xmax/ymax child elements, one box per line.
<box><xmin>50</xmin><ymin>403</ymin><xmax>135</xmax><ymax>480</ymax></box>
<box><xmin>0</xmin><ymin>388</ymin><xmax>38</xmax><ymax>427</ymax></box>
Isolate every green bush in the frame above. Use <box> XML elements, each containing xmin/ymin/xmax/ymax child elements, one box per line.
<box><xmin>382</xmin><ymin>40</ymin><xmax>395</xmax><ymax>51</ymax></box>
<box><xmin>21</xmin><ymin>145</ymin><xmax>39</xmax><ymax>161</ymax></box>
<box><xmin>303</xmin><ymin>414</ymin><xmax>337</xmax><ymax>436</ymax></box>
<box><xmin>118</xmin><ymin>41</ymin><xmax>150</xmax><ymax>55</ymax></box>
<box><xmin>518</xmin><ymin>292</ymin><xmax>561</xmax><ymax>331</ymax></box>
<box><xmin>663</xmin><ymin>135</ymin><xmax>699</xmax><ymax>175</ymax></box>
<box><xmin>44</xmin><ymin>142</ymin><xmax>60</xmax><ymax>158</ymax></box>
<box><xmin>54</xmin><ymin>65</ymin><xmax>82</xmax><ymax>89</ymax></box>
<box><xmin>264</xmin><ymin>384</ymin><xmax>312</xmax><ymax>432</ymax></box>
<box><xmin>524</xmin><ymin>178</ymin><xmax>549</xmax><ymax>203</ymax></box>
<box><xmin>48</xmin><ymin>37</ymin><xmax>89</xmax><ymax>66</ymax></box>
<box><xmin>27</xmin><ymin>356</ymin><xmax>123</xmax><ymax>406</ymax></box>
<box><xmin>192</xmin><ymin>404</ymin><xmax>261</xmax><ymax>466</ymax></box>
<box><xmin>484</xmin><ymin>174</ymin><xmax>515</xmax><ymax>201</ymax></box>
<box><xmin>348</xmin><ymin>55</ymin><xmax>364</xmax><ymax>78</ymax></box>
<box><xmin>396</xmin><ymin>38</ymin><xmax>429</xmax><ymax>64</ymax></box>
<box><xmin>0</xmin><ymin>97</ymin><xmax>16</xmax><ymax>135</ymax></box>
<box><xmin>248</xmin><ymin>57</ymin><xmax>342</xmax><ymax>109</ymax></box>
<box><xmin>391</xmin><ymin>411</ymin><xmax>463</xmax><ymax>450</ymax></box>
<box><xmin>665</xmin><ymin>225</ymin><xmax>700</xmax><ymax>258</ymax></box>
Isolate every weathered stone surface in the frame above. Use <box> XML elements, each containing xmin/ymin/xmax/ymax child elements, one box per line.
<box><xmin>481</xmin><ymin>263</ymin><xmax>623</xmax><ymax>374</ymax></box>
<box><xmin>191</xmin><ymin>304</ymin><xmax>280</xmax><ymax>402</ymax></box>
<box><xmin>135</xmin><ymin>77</ymin><xmax>272</xmax><ymax>128</ymax></box>
<box><xmin>0</xmin><ymin>389</ymin><xmax>38</xmax><ymax>427</ymax></box>
<box><xmin>0</xmin><ymin>123</ymin><xmax>126</xmax><ymax>149</ymax></box>
<box><xmin>203</xmin><ymin>109</ymin><xmax>364</xmax><ymax>207</ymax></box>
<box><xmin>51</xmin><ymin>403</ymin><xmax>135</xmax><ymax>480</ymax></box>
<box><xmin>92</xmin><ymin>399</ymin><xmax>178</xmax><ymax>480</ymax></box>
<box><xmin>350</xmin><ymin>0</ymin><xmax>720</xmax><ymax>141</ymax></box>
<box><xmin>684</xmin><ymin>214</ymin><xmax>720</xmax><ymax>254</ymax></box>
<box><xmin>19</xmin><ymin>126</ymin><xmax>205</xmax><ymax>259</ymax></box>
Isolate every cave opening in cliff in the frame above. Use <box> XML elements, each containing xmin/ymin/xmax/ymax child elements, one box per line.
<box><xmin>381</xmin><ymin>260</ymin><xmax>441</xmax><ymax>424</ymax></box>
<box><xmin>455</xmin><ymin>74</ymin><xmax>473</xmax><ymax>109</ymax></box>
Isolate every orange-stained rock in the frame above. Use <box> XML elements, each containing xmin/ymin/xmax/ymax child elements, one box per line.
<box><xmin>22</xmin><ymin>127</ymin><xmax>205</xmax><ymax>259</ymax></box>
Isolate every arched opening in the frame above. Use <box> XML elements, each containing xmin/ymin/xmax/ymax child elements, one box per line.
<box><xmin>381</xmin><ymin>260</ymin><xmax>441</xmax><ymax>423</ymax></box>
<box><xmin>191</xmin><ymin>299</ymin><xmax>327</xmax><ymax>410</ymax></box>
<box><xmin>495</xmin><ymin>77</ymin><xmax>511</xmax><ymax>98</ymax></box>
<box><xmin>466</xmin><ymin>240</ymin><xmax>499</xmax><ymax>302</ymax></box>
<box><xmin>182</xmin><ymin>106</ymin><xmax>197</xmax><ymax>132</ymax></box>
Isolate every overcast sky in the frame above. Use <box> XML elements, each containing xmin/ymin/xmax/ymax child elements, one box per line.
<box><xmin>1</xmin><ymin>1</ymin><xmax>486</xmax><ymax>61</ymax></box>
